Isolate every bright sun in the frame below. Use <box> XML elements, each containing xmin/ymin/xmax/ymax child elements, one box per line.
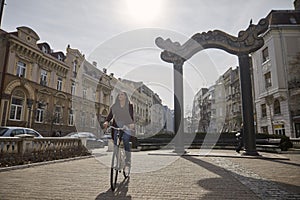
<box><xmin>126</xmin><ymin>0</ymin><xmax>162</xmax><ymax>24</ymax></box>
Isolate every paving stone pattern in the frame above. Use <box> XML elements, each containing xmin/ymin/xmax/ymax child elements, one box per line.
<box><xmin>0</xmin><ymin>149</ymin><xmax>299</xmax><ymax>200</ymax></box>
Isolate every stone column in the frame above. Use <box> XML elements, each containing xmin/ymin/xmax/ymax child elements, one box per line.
<box><xmin>173</xmin><ymin>59</ymin><xmax>185</xmax><ymax>154</ymax></box>
<box><xmin>238</xmin><ymin>54</ymin><xmax>258</xmax><ymax>156</ymax></box>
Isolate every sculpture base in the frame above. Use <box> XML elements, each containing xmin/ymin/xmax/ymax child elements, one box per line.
<box><xmin>242</xmin><ymin>150</ymin><xmax>260</xmax><ymax>156</ymax></box>
<box><xmin>173</xmin><ymin>148</ymin><xmax>187</xmax><ymax>155</ymax></box>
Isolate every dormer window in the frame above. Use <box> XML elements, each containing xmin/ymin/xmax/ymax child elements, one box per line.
<box><xmin>290</xmin><ymin>16</ymin><xmax>297</xmax><ymax>24</ymax></box>
<box><xmin>58</xmin><ymin>54</ymin><xmax>63</xmax><ymax>61</ymax></box>
<box><xmin>42</xmin><ymin>46</ymin><xmax>48</xmax><ymax>54</ymax></box>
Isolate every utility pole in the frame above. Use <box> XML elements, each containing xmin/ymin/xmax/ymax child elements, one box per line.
<box><xmin>0</xmin><ymin>0</ymin><xmax>5</xmax><ymax>28</ymax></box>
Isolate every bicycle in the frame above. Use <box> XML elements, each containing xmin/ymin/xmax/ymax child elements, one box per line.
<box><xmin>106</xmin><ymin>126</ymin><xmax>131</xmax><ymax>191</ymax></box>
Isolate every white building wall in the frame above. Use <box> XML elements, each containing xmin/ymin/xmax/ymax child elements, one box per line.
<box><xmin>252</xmin><ymin>22</ymin><xmax>299</xmax><ymax>137</ymax></box>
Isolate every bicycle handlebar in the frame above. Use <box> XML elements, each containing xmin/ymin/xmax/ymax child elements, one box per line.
<box><xmin>106</xmin><ymin>125</ymin><xmax>129</xmax><ymax>132</ymax></box>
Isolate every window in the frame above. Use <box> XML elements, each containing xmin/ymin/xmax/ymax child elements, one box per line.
<box><xmin>83</xmin><ymin>88</ymin><xmax>87</xmax><ymax>99</ymax></box>
<box><xmin>40</xmin><ymin>70</ymin><xmax>47</xmax><ymax>86</ymax></box>
<box><xmin>58</xmin><ymin>54</ymin><xmax>63</xmax><ymax>61</ymax></box>
<box><xmin>16</xmin><ymin>61</ymin><xmax>26</xmax><ymax>77</ymax></box>
<box><xmin>10</xmin><ymin>97</ymin><xmax>23</xmax><ymax>120</ymax></box>
<box><xmin>103</xmin><ymin>93</ymin><xmax>109</xmax><ymax>104</ymax></box>
<box><xmin>68</xmin><ymin>109</ymin><xmax>74</xmax><ymax>126</ymax></box>
<box><xmin>11</xmin><ymin>129</ymin><xmax>25</xmax><ymax>136</ymax></box>
<box><xmin>261</xmin><ymin>126</ymin><xmax>268</xmax><ymax>134</ymax></box>
<box><xmin>274</xmin><ymin>99</ymin><xmax>281</xmax><ymax>115</ymax></box>
<box><xmin>57</xmin><ymin>77</ymin><xmax>63</xmax><ymax>91</ymax></box>
<box><xmin>289</xmin><ymin>17</ymin><xmax>297</xmax><ymax>24</ymax></box>
<box><xmin>91</xmin><ymin>114</ymin><xmax>96</xmax><ymax>128</ymax></box>
<box><xmin>262</xmin><ymin>47</ymin><xmax>269</xmax><ymax>63</ymax></box>
<box><xmin>42</xmin><ymin>46</ymin><xmax>48</xmax><ymax>53</ymax></box>
<box><xmin>80</xmin><ymin>112</ymin><xmax>86</xmax><ymax>127</ymax></box>
<box><xmin>35</xmin><ymin>103</ymin><xmax>44</xmax><ymax>123</ymax></box>
<box><xmin>92</xmin><ymin>89</ymin><xmax>96</xmax><ymax>101</ymax></box>
<box><xmin>261</xmin><ymin>104</ymin><xmax>267</xmax><ymax>117</ymax></box>
<box><xmin>71</xmin><ymin>82</ymin><xmax>76</xmax><ymax>95</ymax></box>
<box><xmin>73</xmin><ymin>61</ymin><xmax>77</xmax><ymax>77</ymax></box>
<box><xmin>274</xmin><ymin>124</ymin><xmax>285</xmax><ymax>136</ymax></box>
<box><xmin>54</xmin><ymin>106</ymin><xmax>62</xmax><ymax>124</ymax></box>
<box><xmin>264</xmin><ymin>72</ymin><xmax>272</xmax><ymax>88</ymax></box>
<box><xmin>26</xmin><ymin>129</ymin><xmax>40</xmax><ymax>137</ymax></box>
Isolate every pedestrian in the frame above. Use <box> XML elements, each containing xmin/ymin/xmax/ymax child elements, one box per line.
<box><xmin>236</xmin><ymin>123</ymin><xmax>244</xmax><ymax>153</ymax></box>
<box><xmin>103</xmin><ymin>91</ymin><xmax>135</xmax><ymax>166</ymax></box>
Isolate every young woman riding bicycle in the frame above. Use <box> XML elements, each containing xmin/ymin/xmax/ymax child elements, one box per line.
<box><xmin>103</xmin><ymin>91</ymin><xmax>134</xmax><ymax>167</ymax></box>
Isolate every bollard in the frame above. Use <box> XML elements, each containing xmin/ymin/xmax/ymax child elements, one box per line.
<box><xmin>107</xmin><ymin>139</ymin><xmax>114</xmax><ymax>152</ymax></box>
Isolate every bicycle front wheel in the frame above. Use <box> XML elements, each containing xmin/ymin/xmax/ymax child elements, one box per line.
<box><xmin>123</xmin><ymin>165</ymin><xmax>130</xmax><ymax>179</ymax></box>
<box><xmin>110</xmin><ymin>151</ymin><xmax>119</xmax><ymax>191</ymax></box>
<box><xmin>121</xmin><ymin>149</ymin><xmax>130</xmax><ymax>178</ymax></box>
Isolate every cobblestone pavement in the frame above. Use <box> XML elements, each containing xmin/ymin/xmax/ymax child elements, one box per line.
<box><xmin>0</xmin><ymin>148</ymin><xmax>299</xmax><ymax>199</ymax></box>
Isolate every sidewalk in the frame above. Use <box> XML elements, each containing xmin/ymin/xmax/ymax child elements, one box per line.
<box><xmin>0</xmin><ymin>148</ymin><xmax>299</xmax><ymax>199</ymax></box>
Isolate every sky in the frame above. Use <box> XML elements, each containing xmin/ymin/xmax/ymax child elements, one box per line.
<box><xmin>1</xmin><ymin>0</ymin><xmax>295</xmax><ymax>114</ymax></box>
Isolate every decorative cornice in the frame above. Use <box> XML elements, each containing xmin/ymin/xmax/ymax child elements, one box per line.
<box><xmin>11</xmin><ymin>39</ymin><xmax>69</xmax><ymax>76</ymax></box>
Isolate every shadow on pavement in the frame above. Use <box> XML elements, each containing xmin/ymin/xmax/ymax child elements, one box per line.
<box><xmin>96</xmin><ymin>177</ymin><xmax>132</xmax><ymax>200</ymax></box>
<box><xmin>262</xmin><ymin>157</ymin><xmax>300</xmax><ymax>168</ymax></box>
<box><xmin>183</xmin><ymin>156</ymin><xmax>300</xmax><ymax>199</ymax></box>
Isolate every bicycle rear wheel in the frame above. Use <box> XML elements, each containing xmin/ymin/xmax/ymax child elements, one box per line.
<box><xmin>110</xmin><ymin>151</ymin><xmax>119</xmax><ymax>191</ymax></box>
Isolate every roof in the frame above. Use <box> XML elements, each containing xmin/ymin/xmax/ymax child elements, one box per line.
<box><xmin>266</xmin><ymin>10</ymin><xmax>300</xmax><ymax>26</ymax></box>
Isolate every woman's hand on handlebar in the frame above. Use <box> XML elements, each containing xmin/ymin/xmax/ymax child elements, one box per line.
<box><xmin>103</xmin><ymin>121</ymin><xmax>109</xmax><ymax>129</ymax></box>
<box><xmin>128</xmin><ymin>123</ymin><xmax>135</xmax><ymax>130</ymax></box>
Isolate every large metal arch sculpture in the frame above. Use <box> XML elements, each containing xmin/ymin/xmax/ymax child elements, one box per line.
<box><xmin>155</xmin><ymin>18</ymin><xmax>269</xmax><ymax>155</ymax></box>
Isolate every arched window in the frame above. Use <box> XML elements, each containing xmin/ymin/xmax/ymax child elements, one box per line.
<box><xmin>274</xmin><ymin>99</ymin><xmax>281</xmax><ymax>115</ymax></box>
<box><xmin>9</xmin><ymin>90</ymin><xmax>25</xmax><ymax>120</ymax></box>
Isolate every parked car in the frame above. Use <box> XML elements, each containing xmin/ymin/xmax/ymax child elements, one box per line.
<box><xmin>100</xmin><ymin>134</ymin><xmax>112</xmax><ymax>146</ymax></box>
<box><xmin>64</xmin><ymin>132</ymin><xmax>104</xmax><ymax>148</ymax></box>
<box><xmin>0</xmin><ymin>126</ymin><xmax>43</xmax><ymax>138</ymax></box>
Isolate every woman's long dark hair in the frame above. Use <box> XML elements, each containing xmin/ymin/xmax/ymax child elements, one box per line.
<box><xmin>114</xmin><ymin>91</ymin><xmax>130</xmax><ymax>108</ymax></box>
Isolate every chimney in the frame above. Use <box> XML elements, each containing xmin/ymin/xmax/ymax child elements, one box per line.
<box><xmin>295</xmin><ymin>0</ymin><xmax>300</xmax><ymax>10</ymax></box>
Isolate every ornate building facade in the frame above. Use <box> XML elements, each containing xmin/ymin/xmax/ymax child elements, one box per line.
<box><xmin>0</xmin><ymin>26</ymin><xmax>112</xmax><ymax>136</ymax></box>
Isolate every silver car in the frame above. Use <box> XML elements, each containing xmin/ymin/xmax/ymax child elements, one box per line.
<box><xmin>0</xmin><ymin>126</ymin><xmax>43</xmax><ymax>138</ymax></box>
<box><xmin>64</xmin><ymin>132</ymin><xmax>104</xmax><ymax>148</ymax></box>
